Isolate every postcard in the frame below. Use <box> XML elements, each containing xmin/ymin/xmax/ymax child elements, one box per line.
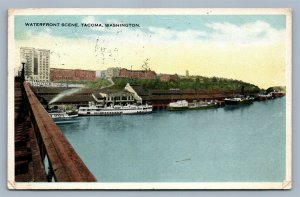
<box><xmin>7</xmin><ymin>8</ymin><xmax>292</xmax><ymax>190</ymax></box>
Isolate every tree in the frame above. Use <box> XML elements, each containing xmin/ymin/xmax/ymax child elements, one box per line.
<box><xmin>141</xmin><ymin>58</ymin><xmax>150</xmax><ymax>70</ymax></box>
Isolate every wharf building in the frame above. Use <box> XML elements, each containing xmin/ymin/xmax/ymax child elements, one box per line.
<box><xmin>31</xmin><ymin>82</ymin><xmax>259</xmax><ymax>110</ymax></box>
<box><xmin>20</xmin><ymin>47</ymin><xmax>50</xmax><ymax>82</ymax></box>
<box><xmin>31</xmin><ymin>86</ymin><xmax>137</xmax><ymax>108</ymax></box>
<box><xmin>50</xmin><ymin>68</ymin><xmax>96</xmax><ymax>81</ymax></box>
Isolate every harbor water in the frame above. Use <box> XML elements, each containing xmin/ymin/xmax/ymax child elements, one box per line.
<box><xmin>58</xmin><ymin>97</ymin><xmax>286</xmax><ymax>182</ymax></box>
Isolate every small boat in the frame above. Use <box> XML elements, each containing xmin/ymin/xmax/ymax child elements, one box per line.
<box><xmin>270</xmin><ymin>91</ymin><xmax>285</xmax><ymax>98</ymax></box>
<box><xmin>48</xmin><ymin>110</ymin><xmax>78</xmax><ymax>121</ymax></box>
<box><xmin>224</xmin><ymin>96</ymin><xmax>254</xmax><ymax>106</ymax></box>
<box><xmin>167</xmin><ymin>100</ymin><xmax>218</xmax><ymax>111</ymax></box>
<box><xmin>256</xmin><ymin>93</ymin><xmax>273</xmax><ymax>101</ymax></box>
<box><xmin>167</xmin><ymin>100</ymin><xmax>189</xmax><ymax>111</ymax></box>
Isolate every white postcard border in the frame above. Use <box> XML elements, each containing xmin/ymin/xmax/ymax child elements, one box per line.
<box><xmin>7</xmin><ymin>8</ymin><xmax>292</xmax><ymax>190</ymax></box>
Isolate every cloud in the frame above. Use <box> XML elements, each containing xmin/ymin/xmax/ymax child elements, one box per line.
<box><xmin>205</xmin><ymin>20</ymin><xmax>285</xmax><ymax>45</ymax></box>
<box><xmin>147</xmin><ymin>27</ymin><xmax>206</xmax><ymax>42</ymax></box>
<box><xmin>87</xmin><ymin>20</ymin><xmax>284</xmax><ymax>45</ymax></box>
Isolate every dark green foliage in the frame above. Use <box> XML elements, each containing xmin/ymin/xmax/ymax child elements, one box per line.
<box><xmin>266</xmin><ymin>86</ymin><xmax>286</xmax><ymax>93</ymax></box>
<box><xmin>84</xmin><ymin>78</ymin><xmax>112</xmax><ymax>89</ymax></box>
<box><xmin>112</xmin><ymin>76</ymin><xmax>260</xmax><ymax>92</ymax></box>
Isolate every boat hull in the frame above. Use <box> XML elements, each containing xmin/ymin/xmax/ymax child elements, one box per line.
<box><xmin>167</xmin><ymin>106</ymin><xmax>189</xmax><ymax>111</ymax></box>
<box><xmin>78</xmin><ymin>105</ymin><xmax>153</xmax><ymax>116</ymax></box>
<box><xmin>224</xmin><ymin>99</ymin><xmax>253</xmax><ymax>106</ymax></box>
<box><xmin>188</xmin><ymin>104</ymin><xmax>218</xmax><ymax>110</ymax></box>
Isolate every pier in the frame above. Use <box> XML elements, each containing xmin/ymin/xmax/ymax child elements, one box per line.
<box><xmin>14</xmin><ymin>77</ymin><xmax>96</xmax><ymax>182</ymax></box>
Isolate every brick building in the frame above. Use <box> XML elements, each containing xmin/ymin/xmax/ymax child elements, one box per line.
<box><xmin>50</xmin><ymin>68</ymin><xmax>96</xmax><ymax>81</ymax></box>
<box><xmin>119</xmin><ymin>68</ymin><xmax>157</xmax><ymax>80</ymax></box>
<box><xmin>159</xmin><ymin>74</ymin><xmax>179</xmax><ymax>82</ymax></box>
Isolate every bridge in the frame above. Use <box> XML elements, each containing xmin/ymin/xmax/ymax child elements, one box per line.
<box><xmin>14</xmin><ymin>77</ymin><xmax>96</xmax><ymax>182</ymax></box>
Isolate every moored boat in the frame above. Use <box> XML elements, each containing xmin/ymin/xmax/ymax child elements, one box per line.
<box><xmin>78</xmin><ymin>105</ymin><xmax>122</xmax><ymax>116</ymax></box>
<box><xmin>167</xmin><ymin>100</ymin><xmax>218</xmax><ymax>111</ymax></box>
<box><xmin>48</xmin><ymin>109</ymin><xmax>78</xmax><ymax>122</ymax></box>
<box><xmin>270</xmin><ymin>91</ymin><xmax>285</xmax><ymax>98</ymax></box>
<box><xmin>224</xmin><ymin>96</ymin><xmax>254</xmax><ymax>106</ymax></box>
<box><xmin>121</xmin><ymin>104</ymin><xmax>153</xmax><ymax>115</ymax></box>
<box><xmin>188</xmin><ymin>100</ymin><xmax>218</xmax><ymax>110</ymax></box>
<box><xmin>167</xmin><ymin>100</ymin><xmax>189</xmax><ymax>111</ymax></box>
<box><xmin>78</xmin><ymin>103</ymin><xmax>153</xmax><ymax>116</ymax></box>
<box><xmin>256</xmin><ymin>93</ymin><xmax>273</xmax><ymax>101</ymax></box>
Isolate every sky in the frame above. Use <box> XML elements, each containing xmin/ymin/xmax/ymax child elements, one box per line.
<box><xmin>14</xmin><ymin>14</ymin><xmax>287</xmax><ymax>88</ymax></box>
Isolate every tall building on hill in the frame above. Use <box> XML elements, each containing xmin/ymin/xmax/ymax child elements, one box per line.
<box><xmin>96</xmin><ymin>67</ymin><xmax>120</xmax><ymax>79</ymax></box>
<box><xmin>105</xmin><ymin>67</ymin><xmax>121</xmax><ymax>78</ymax></box>
<box><xmin>96</xmin><ymin>70</ymin><xmax>106</xmax><ymax>78</ymax></box>
<box><xmin>20</xmin><ymin>47</ymin><xmax>50</xmax><ymax>82</ymax></box>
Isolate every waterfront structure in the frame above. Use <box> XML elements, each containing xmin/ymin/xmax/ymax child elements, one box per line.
<box><xmin>92</xmin><ymin>89</ymin><xmax>136</xmax><ymax>106</ymax></box>
<box><xmin>32</xmin><ymin>82</ymin><xmax>259</xmax><ymax>110</ymax></box>
<box><xmin>50</xmin><ymin>68</ymin><xmax>96</xmax><ymax>81</ymax></box>
<box><xmin>126</xmin><ymin>84</ymin><xmax>255</xmax><ymax>109</ymax></box>
<box><xmin>20</xmin><ymin>47</ymin><xmax>50</xmax><ymax>82</ymax></box>
<box><xmin>119</xmin><ymin>68</ymin><xmax>157</xmax><ymax>80</ymax></box>
<box><xmin>31</xmin><ymin>86</ymin><xmax>137</xmax><ymax>108</ymax></box>
<box><xmin>159</xmin><ymin>74</ymin><xmax>179</xmax><ymax>82</ymax></box>
<box><xmin>94</xmin><ymin>90</ymin><xmax>137</xmax><ymax>106</ymax></box>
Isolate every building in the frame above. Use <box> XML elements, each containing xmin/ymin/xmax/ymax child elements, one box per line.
<box><xmin>96</xmin><ymin>89</ymin><xmax>135</xmax><ymax>106</ymax></box>
<box><xmin>159</xmin><ymin>74</ymin><xmax>179</xmax><ymax>82</ymax></box>
<box><xmin>96</xmin><ymin>67</ymin><xmax>120</xmax><ymax>79</ymax></box>
<box><xmin>32</xmin><ymin>86</ymin><xmax>136</xmax><ymax>107</ymax></box>
<box><xmin>119</xmin><ymin>68</ymin><xmax>157</xmax><ymax>80</ymax></box>
<box><xmin>20</xmin><ymin>47</ymin><xmax>50</xmax><ymax>82</ymax></box>
<box><xmin>50</xmin><ymin>68</ymin><xmax>96</xmax><ymax>81</ymax></box>
<box><xmin>105</xmin><ymin>67</ymin><xmax>120</xmax><ymax>78</ymax></box>
<box><xmin>96</xmin><ymin>70</ymin><xmax>106</xmax><ymax>78</ymax></box>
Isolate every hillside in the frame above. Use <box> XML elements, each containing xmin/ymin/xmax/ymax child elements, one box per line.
<box><xmin>266</xmin><ymin>86</ymin><xmax>286</xmax><ymax>93</ymax></box>
<box><xmin>112</xmin><ymin>76</ymin><xmax>260</xmax><ymax>93</ymax></box>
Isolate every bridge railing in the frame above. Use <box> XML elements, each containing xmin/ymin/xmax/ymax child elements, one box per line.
<box><xmin>23</xmin><ymin>82</ymin><xmax>96</xmax><ymax>182</ymax></box>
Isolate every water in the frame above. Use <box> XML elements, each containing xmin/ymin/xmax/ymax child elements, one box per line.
<box><xmin>58</xmin><ymin>98</ymin><xmax>286</xmax><ymax>182</ymax></box>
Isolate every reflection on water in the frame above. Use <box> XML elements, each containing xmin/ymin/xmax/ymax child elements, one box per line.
<box><xmin>58</xmin><ymin>98</ymin><xmax>286</xmax><ymax>182</ymax></box>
